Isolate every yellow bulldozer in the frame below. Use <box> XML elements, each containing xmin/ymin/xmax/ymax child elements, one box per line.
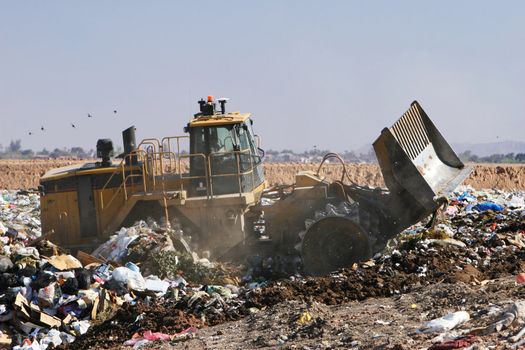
<box><xmin>39</xmin><ymin>97</ymin><xmax>471</xmax><ymax>275</ymax></box>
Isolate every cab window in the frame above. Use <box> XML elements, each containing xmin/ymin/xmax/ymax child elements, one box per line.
<box><xmin>190</xmin><ymin>126</ymin><xmax>235</xmax><ymax>154</ymax></box>
<box><xmin>237</xmin><ymin>122</ymin><xmax>261</xmax><ymax>163</ymax></box>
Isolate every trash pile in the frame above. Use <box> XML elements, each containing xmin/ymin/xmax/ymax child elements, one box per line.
<box><xmin>0</xmin><ymin>187</ymin><xmax>524</xmax><ymax>349</ymax></box>
<box><xmin>248</xmin><ymin>186</ymin><xmax>525</xmax><ymax>305</ymax></box>
<box><xmin>241</xmin><ymin>186</ymin><xmax>525</xmax><ymax>348</ymax></box>
<box><xmin>0</xmin><ymin>190</ymin><xmax>41</xmax><ymax>242</ymax></box>
<box><xmin>0</xmin><ymin>191</ymin><xmax>245</xmax><ymax>349</ymax></box>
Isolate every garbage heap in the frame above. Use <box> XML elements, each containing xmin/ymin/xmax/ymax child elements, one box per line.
<box><xmin>0</xmin><ymin>187</ymin><xmax>524</xmax><ymax>349</ymax></box>
<box><xmin>247</xmin><ymin>186</ymin><xmax>525</xmax><ymax>306</ymax></box>
<box><xmin>0</xmin><ymin>190</ymin><xmax>244</xmax><ymax>349</ymax></box>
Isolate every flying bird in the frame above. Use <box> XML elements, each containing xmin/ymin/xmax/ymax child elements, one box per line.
<box><xmin>113</xmin><ymin>110</ymin><xmax>117</xmax><ymax>114</ymax></box>
<box><xmin>41</xmin><ymin>126</ymin><xmax>45</xmax><ymax>131</ymax></box>
<box><xmin>88</xmin><ymin>113</ymin><xmax>93</xmax><ymax>118</ymax></box>
<box><xmin>71</xmin><ymin>123</ymin><xmax>76</xmax><ymax>128</ymax></box>
<box><xmin>28</xmin><ymin>132</ymin><xmax>33</xmax><ymax>136</ymax></box>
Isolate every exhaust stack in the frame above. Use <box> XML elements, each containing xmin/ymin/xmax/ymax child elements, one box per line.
<box><xmin>122</xmin><ymin>126</ymin><xmax>137</xmax><ymax>165</ymax></box>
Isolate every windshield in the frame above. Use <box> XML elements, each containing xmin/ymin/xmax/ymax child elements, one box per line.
<box><xmin>190</xmin><ymin>125</ymin><xmax>235</xmax><ymax>154</ymax></box>
<box><xmin>187</xmin><ymin>121</ymin><xmax>265</xmax><ymax>196</ymax></box>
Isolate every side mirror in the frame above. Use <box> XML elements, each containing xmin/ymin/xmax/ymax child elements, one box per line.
<box><xmin>254</xmin><ymin>135</ymin><xmax>261</xmax><ymax>148</ymax></box>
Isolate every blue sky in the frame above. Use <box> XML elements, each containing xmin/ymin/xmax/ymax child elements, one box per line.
<box><xmin>1</xmin><ymin>1</ymin><xmax>524</xmax><ymax>152</ymax></box>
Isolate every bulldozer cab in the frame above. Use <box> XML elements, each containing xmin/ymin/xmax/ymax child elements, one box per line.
<box><xmin>185</xmin><ymin>96</ymin><xmax>265</xmax><ymax>197</ymax></box>
<box><xmin>39</xmin><ymin>96</ymin><xmax>267</xmax><ymax>253</ymax></box>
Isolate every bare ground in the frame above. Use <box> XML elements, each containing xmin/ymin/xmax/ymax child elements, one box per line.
<box><xmin>3</xmin><ymin>160</ymin><xmax>525</xmax><ymax>349</ymax></box>
<box><xmin>155</xmin><ymin>277</ymin><xmax>523</xmax><ymax>349</ymax></box>
<box><xmin>1</xmin><ymin>159</ymin><xmax>525</xmax><ymax>191</ymax></box>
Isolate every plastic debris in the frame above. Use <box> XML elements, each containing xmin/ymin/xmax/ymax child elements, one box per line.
<box><xmin>145</xmin><ymin>277</ymin><xmax>170</xmax><ymax>294</ymax></box>
<box><xmin>428</xmin><ymin>335</ymin><xmax>477</xmax><ymax>350</ymax></box>
<box><xmin>297</xmin><ymin>311</ymin><xmax>312</xmax><ymax>325</ymax></box>
<box><xmin>111</xmin><ymin>266</ymin><xmax>146</xmax><ymax>291</ymax></box>
<box><xmin>474</xmin><ymin>202</ymin><xmax>504</xmax><ymax>212</ymax></box>
<box><xmin>422</xmin><ymin>311</ymin><xmax>470</xmax><ymax>333</ymax></box>
<box><xmin>486</xmin><ymin>301</ymin><xmax>525</xmax><ymax>333</ymax></box>
<box><xmin>1</xmin><ymin>185</ymin><xmax>525</xmax><ymax>348</ymax></box>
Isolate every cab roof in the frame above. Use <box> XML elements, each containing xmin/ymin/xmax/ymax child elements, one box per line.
<box><xmin>188</xmin><ymin>112</ymin><xmax>251</xmax><ymax>127</ymax></box>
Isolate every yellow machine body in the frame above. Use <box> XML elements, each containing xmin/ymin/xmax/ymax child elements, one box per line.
<box><xmin>40</xmin><ymin>99</ymin><xmax>267</xmax><ymax>256</ymax></box>
<box><xmin>40</xmin><ymin>99</ymin><xmax>470</xmax><ymax>275</ymax></box>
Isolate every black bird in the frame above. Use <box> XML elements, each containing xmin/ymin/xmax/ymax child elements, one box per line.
<box><xmin>113</xmin><ymin>110</ymin><xmax>117</xmax><ymax>114</ymax></box>
<box><xmin>88</xmin><ymin>113</ymin><xmax>93</xmax><ymax>118</ymax></box>
<box><xmin>41</xmin><ymin>126</ymin><xmax>45</xmax><ymax>131</ymax></box>
<box><xmin>71</xmin><ymin>123</ymin><xmax>76</xmax><ymax>128</ymax></box>
<box><xmin>28</xmin><ymin>132</ymin><xmax>33</xmax><ymax>136</ymax></box>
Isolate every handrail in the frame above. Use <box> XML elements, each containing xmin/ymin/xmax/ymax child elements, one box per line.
<box><xmin>102</xmin><ymin>173</ymin><xmax>144</xmax><ymax>209</ymax></box>
<box><xmin>137</xmin><ymin>138</ymin><xmax>161</xmax><ymax>153</ymax></box>
<box><xmin>208</xmin><ymin>149</ymin><xmax>259</xmax><ymax>197</ymax></box>
<box><xmin>100</xmin><ymin>150</ymin><xmax>148</xmax><ymax>210</ymax></box>
<box><xmin>179</xmin><ymin>153</ymin><xmax>209</xmax><ymax>198</ymax></box>
<box><xmin>161</xmin><ymin>136</ymin><xmax>189</xmax><ymax>157</ymax></box>
<box><xmin>99</xmin><ymin>136</ymin><xmax>263</xmax><ymax>215</ymax></box>
<box><xmin>99</xmin><ymin>155</ymin><xmax>131</xmax><ymax>209</ymax></box>
<box><xmin>144</xmin><ymin>150</ymin><xmax>178</xmax><ymax>192</ymax></box>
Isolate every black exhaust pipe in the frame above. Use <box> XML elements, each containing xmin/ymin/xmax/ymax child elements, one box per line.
<box><xmin>122</xmin><ymin>126</ymin><xmax>137</xmax><ymax>165</ymax></box>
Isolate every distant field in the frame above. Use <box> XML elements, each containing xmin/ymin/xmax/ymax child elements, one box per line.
<box><xmin>0</xmin><ymin>159</ymin><xmax>524</xmax><ymax>190</ymax></box>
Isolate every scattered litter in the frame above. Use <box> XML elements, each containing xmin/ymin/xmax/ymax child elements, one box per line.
<box><xmin>1</xmin><ymin>186</ymin><xmax>525</xmax><ymax>348</ymax></box>
<box><xmin>422</xmin><ymin>311</ymin><xmax>470</xmax><ymax>333</ymax></box>
<box><xmin>296</xmin><ymin>311</ymin><xmax>312</xmax><ymax>325</ymax></box>
<box><xmin>486</xmin><ymin>301</ymin><xmax>525</xmax><ymax>333</ymax></box>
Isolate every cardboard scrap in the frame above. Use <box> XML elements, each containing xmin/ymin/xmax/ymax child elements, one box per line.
<box><xmin>13</xmin><ymin>293</ymin><xmax>61</xmax><ymax>332</ymax></box>
<box><xmin>38</xmin><ymin>311</ymin><xmax>61</xmax><ymax>328</ymax></box>
<box><xmin>14</xmin><ymin>294</ymin><xmax>31</xmax><ymax>319</ymax></box>
<box><xmin>62</xmin><ymin>314</ymin><xmax>73</xmax><ymax>326</ymax></box>
<box><xmin>91</xmin><ymin>296</ymin><xmax>100</xmax><ymax>320</ymax></box>
<box><xmin>47</xmin><ymin>255</ymin><xmax>82</xmax><ymax>270</ymax></box>
<box><xmin>0</xmin><ymin>325</ymin><xmax>12</xmax><ymax>345</ymax></box>
<box><xmin>76</xmin><ymin>250</ymin><xmax>105</xmax><ymax>266</ymax></box>
<box><xmin>0</xmin><ymin>332</ymin><xmax>11</xmax><ymax>345</ymax></box>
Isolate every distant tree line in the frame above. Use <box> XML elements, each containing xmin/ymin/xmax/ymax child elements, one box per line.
<box><xmin>1</xmin><ymin>139</ymin><xmax>524</xmax><ymax>164</ymax></box>
<box><xmin>265</xmin><ymin>148</ymin><xmax>378</xmax><ymax>163</ymax></box>
<box><xmin>257</xmin><ymin>149</ymin><xmax>525</xmax><ymax>164</ymax></box>
<box><xmin>459</xmin><ymin>150</ymin><xmax>525</xmax><ymax>163</ymax></box>
<box><xmin>0</xmin><ymin>140</ymin><xmax>95</xmax><ymax>159</ymax></box>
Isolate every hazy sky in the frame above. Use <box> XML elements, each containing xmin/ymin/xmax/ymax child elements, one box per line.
<box><xmin>1</xmin><ymin>1</ymin><xmax>524</xmax><ymax>153</ymax></box>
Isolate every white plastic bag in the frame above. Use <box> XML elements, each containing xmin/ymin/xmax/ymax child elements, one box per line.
<box><xmin>423</xmin><ymin>311</ymin><xmax>470</xmax><ymax>333</ymax></box>
<box><xmin>37</xmin><ymin>283</ymin><xmax>56</xmax><ymax>308</ymax></box>
<box><xmin>111</xmin><ymin>267</ymin><xmax>146</xmax><ymax>291</ymax></box>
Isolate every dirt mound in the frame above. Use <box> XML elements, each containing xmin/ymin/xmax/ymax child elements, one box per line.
<box><xmin>0</xmin><ymin>159</ymin><xmax>84</xmax><ymax>190</ymax></box>
<box><xmin>245</xmin><ymin>246</ymin><xmax>524</xmax><ymax>309</ymax></box>
<box><xmin>70</xmin><ymin>299</ymin><xmax>204</xmax><ymax>350</ymax></box>
<box><xmin>467</xmin><ymin>164</ymin><xmax>525</xmax><ymax>190</ymax></box>
<box><xmin>1</xmin><ymin>159</ymin><xmax>525</xmax><ymax>191</ymax></box>
<box><xmin>180</xmin><ymin>277</ymin><xmax>525</xmax><ymax>350</ymax></box>
<box><xmin>245</xmin><ymin>207</ymin><xmax>525</xmax><ymax>308</ymax></box>
<box><xmin>265</xmin><ymin>163</ymin><xmax>525</xmax><ymax>191</ymax></box>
